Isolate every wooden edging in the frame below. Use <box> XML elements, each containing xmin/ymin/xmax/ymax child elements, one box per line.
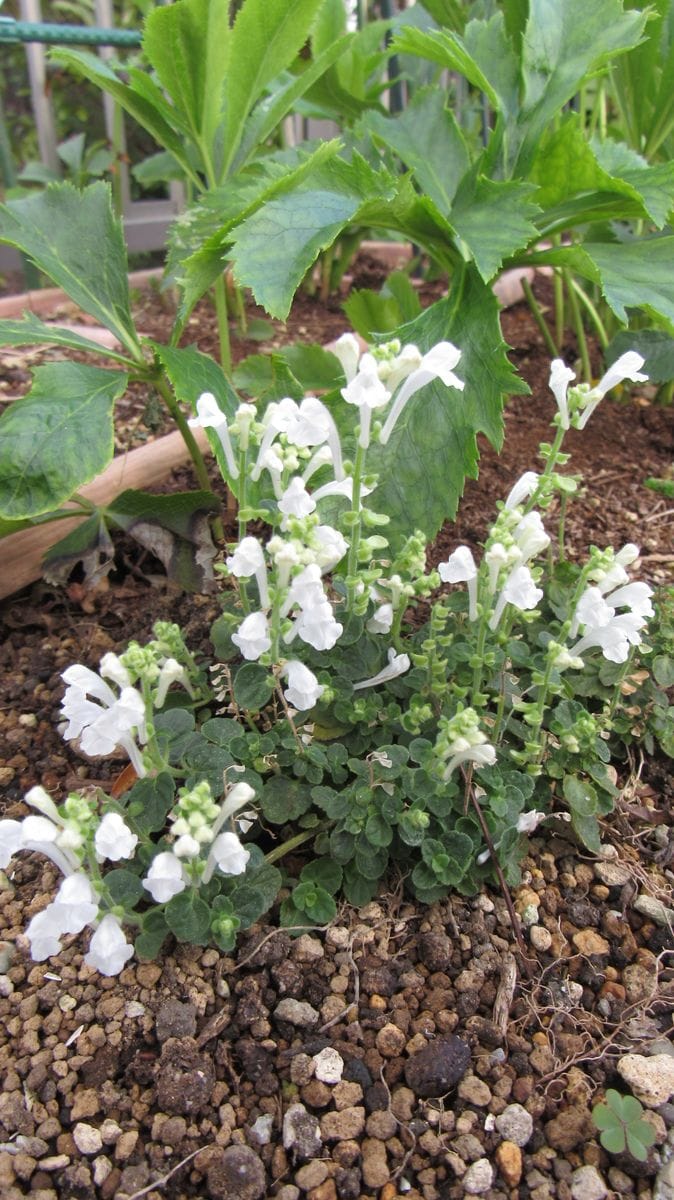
<box><xmin>0</xmin><ymin>253</ymin><xmax>545</xmax><ymax>601</ymax></box>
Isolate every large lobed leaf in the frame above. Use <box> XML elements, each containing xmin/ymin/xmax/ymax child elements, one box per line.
<box><xmin>0</xmin><ymin>362</ymin><xmax>128</xmax><ymax>520</ymax></box>
<box><xmin>0</xmin><ymin>183</ymin><xmax>140</xmax><ymax>358</ymax></box>
<box><xmin>365</xmin><ymin>266</ymin><xmax>528</xmax><ymax>550</ymax></box>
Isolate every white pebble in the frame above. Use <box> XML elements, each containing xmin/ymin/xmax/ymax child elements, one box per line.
<box><xmin>73</xmin><ymin>1123</ymin><xmax>103</xmax><ymax>1155</ymax></box>
<box><xmin>313</xmin><ymin>1047</ymin><xmax>344</xmax><ymax>1084</ymax></box>
<box><xmin>463</xmin><ymin>1158</ymin><xmax>494</xmax><ymax>1194</ymax></box>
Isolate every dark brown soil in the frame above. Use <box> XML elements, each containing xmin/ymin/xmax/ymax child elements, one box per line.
<box><xmin>0</xmin><ymin>271</ymin><xmax>673</xmax><ymax>1200</ymax></box>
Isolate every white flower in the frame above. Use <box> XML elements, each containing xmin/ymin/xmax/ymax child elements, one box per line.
<box><xmin>155</xmin><ymin>658</ymin><xmax>193</xmax><ymax>708</ymax></box>
<box><xmin>291</xmin><ymin>600</ymin><xmax>343</xmax><ymax>651</ymax></box>
<box><xmin>366</xmin><ymin>602</ymin><xmax>394</xmax><ymax>634</ymax></box>
<box><xmin>232</xmin><ymin>611</ymin><xmax>272</xmax><ymax>661</ymax></box>
<box><xmin>283</xmin><ymin>661</ymin><xmax>324</xmax><ymax>711</ymax></box>
<box><xmin>604</xmin><ymin>581</ymin><xmax>654</xmax><ymax>619</ymax></box>
<box><xmin>0</xmin><ymin>813</ymin><xmax>80</xmax><ymax>877</ymax></box>
<box><xmin>94</xmin><ymin>813</ymin><xmax>138</xmax><ymax>863</ymax></box>
<box><xmin>379</xmin><ymin>342</ymin><xmax>464</xmax><ymax>446</ymax></box>
<box><xmin>279</xmin><ymin>477</ymin><xmax>316</xmax><ymax>520</ymax></box>
<box><xmin>226</xmin><ymin>536</ymin><xmax>269</xmax><ymax>608</ymax></box>
<box><xmin>173</xmin><ymin>833</ymin><xmax>202</xmax><ymax>859</ymax></box>
<box><xmin>25</xmin><ymin>873</ymin><xmax>99</xmax><ymax>962</ymax></box>
<box><xmin>353</xmin><ymin>647</ymin><xmax>411</xmax><ymax>690</ymax></box>
<box><xmin>188</xmin><ymin>392</ymin><xmax>239</xmax><ymax>478</ymax></box>
<box><xmin>25</xmin><ymin>908</ymin><xmax>66</xmax><ymax>961</ymax></box>
<box><xmin>571</xmin><ymin>586</ymin><xmax>615</xmax><ymax>638</ymax></box>
<box><xmin>143</xmin><ymin>851</ymin><xmax>187</xmax><ymax>903</ymax></box>
<box><xmin>489</xmin><ymin>565</ymin><xmax>543</xmax><ymax>630</ymax></box>
<box><xmin>312</xmin><ymin>525</ymin><xmax>348</xmax><ymax>572</ymax></box>
<box><xmin>516</xmin><ymin>810</ymin><xmax>548</xmax><ymax>834</ymax></box>
<box><xmin>382</xmin><ymin>343</ymin><xmax>423</xmax><ymax>392</ymax></box>
<box><xmin>99</xmin><ymin>653</ymin><xmax>132</xmax><ymax>689</ymax></box>
<box><xmin>504</xmin><ymin>471</ymin><xmax>540</xmax><ymax>511</ymax></box>
<box><xmin>576</xmin><ymin>352</ymin><xmax>648</xmax><ymax>430</ymax></box>
<box><xmin>513</xmin><ymin>511</ymin><xmax>550</xmax><ymax>563</ymax></box>
<box><xmin>332</xmin><ymin>332</ymin><xmax>361</xmax><ymax>383</ymax></box>
<box><xmin>24</xmin><ymin>785</ymin><xmax>60</xmax><ymax>822</ymax></box>
<box><xmin>208</xmin><ymin>831</ymin><xmax>250</xmax><ymax>877</ymax></box>
<box><xmin>283</xmin><ymin>564</ymin><xmax>325</xmax><ymax>613</ymax></box>
<box><xmin>85</xmin><ymin>914</ymin><xmax>134</xmax><ymax>977</ymax></box>
<box><xmin>442</xmin><ymin>740</ymin><xmax>497</xmax><ymax>779</ymax></box>
<box><xmin>438</xmin><ymin>546</ymin><xmax>478</xmax><ymax>621</ymax></box>
<box><xmin>484</xmin><ymin>542</ymin><xmax>511</xmax><ymax>594</ymax></box>
<box><xmin>549</xmin><ymin>360</ymin><xmax>576</xmax><ymax>429</ymax></box>
<box><xmin>571</xmin><ymin>611</ymin><xmax>646</xmax><ymax>664</ymax></box>
<box><xmin>342</xmin><ymin>354</ymin><xmax>390</xmax><ymax>449</ymax></box>
<box><xmin>60</xmin><ymin>666</ymin><xmax>147</xmax><ymax>778</ymax></box>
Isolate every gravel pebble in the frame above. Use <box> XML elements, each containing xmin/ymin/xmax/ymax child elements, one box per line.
<box><xmin>495</xmin><ymin>1103</ymin><xmax>534</xmax><ymax>1147</ymax></box>
<box><xmin>313</xmin><ymin>1047</ymin><xmax>344</xmax><ymax>1084</ymax></box>
<box><xmin>274</xmin><ymin>999</ymin><xmax>320</xmax><ymax>1028</ymax></box>
<box><xmin>404</xmin><ymin>1035</ymin><xmax>471</xmax><ymax>1097</ymax></box>
<box><xmin>155</xmin><ymin>999</ymin><xmax>198</xmax><ymax>1041</ymax></box>
<box><xmin>72</xmin><ymin>1123</ymin><xmax>103</xmax><ymax>1155</ymax></box>
<box><xmin>463</xmin><ymin>1157</ymin><xmax>494</xmax><ymax>1194</ymax></box>
<box><xmin>617</xmin><ymin>1054</ymin><xmax>674</xmax><ymax>1108</ymax></box>
<box><xmin>571</xmin><ymin>1165</ymin><xmax>608</xmax><ymax>1200</ymax></box>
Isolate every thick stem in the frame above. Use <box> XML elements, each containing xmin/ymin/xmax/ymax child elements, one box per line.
<box><xmin>265</xmin><ymin>823</ymin><xmax>328</xmax><ymax>865</ymax></box>
<box><xmin>565</xmin><ymin>269</ymin><xmax>592</xmax><ymax>384</ymax></box>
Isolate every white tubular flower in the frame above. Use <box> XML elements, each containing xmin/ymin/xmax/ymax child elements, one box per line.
<box><xmin>616</xmin><ymin>543</ymin><xmax>640</xmax><ymax>568</ymax></box>
<box><xmin>99</xmin><ymin>653</ymin><xmax>132</xmax><ymax>689</ymax></box>
<box><xmin>85</xmin><ymin>914</ymin><xmax>134</xmax><ymax>977</ymax></box>
<box><xmin>155</xmin><ymin>658</ymin><xmax>193</xmax><ymax>709</ymax></box>
<box><xmin>489</xmin><ymin>565</ymin><xmax>543</xmax><ymax>630</ymax></box>
<box><xmin>218</xmin><ymin>781</ymin><xmax>257</xmax><ymax>828</ymax></box>
<box><xmin>279</xmin><ymin>477</ymin><xmax>316</xmax><ymax>520</ymax></box>
<box><xmin>485</xmin><ymin>543</ymin><xmax>510</xmax><ymax>595</ymax></box>
<box><xmin>549</xmin><ymin>360</ymin><xmax>576</xmax><ymax>429</ymax></box>
<box><xmin>283</xmin><ymin>661</ymin><xmax>324</xmax><ymax>711</ymax></box>
<box><xmin>504</xmin><ymin>471</ymin><xmax>540</xmax><ymax>511</ymax></box>
<box><xmin>382</xmin><ymin>343</ymin><xmax>423</xmax><ymax>392</ymax></box>
<box><xmin>604</xmin><ymin>581</ymin><xmax>654</xmax><ymax>619</ymax></box>
<box><xmin>282</xmin><ymin>564</ymin><xmax>325</xmax><ymax>615</ymax></box>
<box><xmin>0</xmin><ymin>814</ymin><xmax>79</xmax><ymax>877</ymax></box>
<box><xmin>188</xmin><ymin>392</ymin><xmax>239</xmax><ymax>478</ymax></box>
<box><xmin>576</xmin><ymin>352</ymin><xmax>647</xmax><ymax>430</ymax></box>
<box><xmin>366</xmin><ymin>602</ymin><xmax>394</xmax><ymax>634</ymax></box>
<box><xmin>570</xmin><ymin>611</ymin><xmax>646</xmax><ymax>664</ymax></box>
<box><xmin>231</xmin><ymin>611</ymin><xmax>272</xmax><ymax>661</ymax></box>
<box><xmin>332</xmin><ymin>332</ymin><xmax>361</xmax><ymax>383</ymax></box>
<box><xmin>353</xmin><ymin>647</ymin><xmax>411</xmax><ymax>690</ymax></box>
<box><xmin>250</xmin><ymin>397</ymin><xmax>299</xmax><ymax>481</ymax></box>
<box><xmin>25</xmin><ymin>785</ymin><xmax>60</xmax><ymax>822</ymax></box>
<box><xmin>288</xmin><ymin>397</ymin><xmax>334</xmax><ymax>448</ymax></box>
<box><xmin>173</xmin><ymin>833</ymin><xmax>202</xmax><ymax>859</ymax></box>
<box><xmin>232</xmin><ymin>402</ymin><xmax>256</xmax><ymax>451</ymax></box>
<box><xmin>143</xmin><ymin>852</ymin><xmax>187</xmax><ymax>903</ymax></box>
<box><xmin>443</xmin><ymin>740</ymin><xmax>497</xmax><ymax>780</ymax></box>
<box><xmin>312</xmin><ymin>525</ymin><xmax>349</xmax><ymax>573</ymax></box>
<box><xmin>513</xmin><ymin>511</ymin><xmax>550</xmax><ymax>563</ymax></box>
<box><xmin>302</xmin><ymin>444</ymin><xmax>333</xmax><ymax>484</ymax></box>
<box><xmin>94</xmin><ymin>812</ymin><xmax>138</xmax><ymax>863</ymax></box>
<box><xmin>226</xmin><ymin>536</ymin><xmax>270</xmax><ymax>608</ymax></box>
<box><xmin>25</xmin><ymin>908</ymin><xmax>66</xmax><ymax>961</ymax></box>
<box><xmin>291</xmin><ymin>600</ymin><xmax>343</xmax><ymax>652</ymax></box>
<box><xmin>379</xmin><ymin>342</ymin><xmax>464</xmax><ymax>446</ymax></box>
<box><xmin>311</xmin><ymin>477</ymin><xmax>372</xmax><ymax>505</ymax></box>
<box><xmin>25</xmin><ymin>873</ymin><xmax>99</xmax><ymax>962</ymax></box>
<box><xmin>208</xmin><ymin>831</ymin><xmax>250</xmax><ymax>877</ymax></box>
<box><xmin>60</xmin><ymin>669</ymin><xmax>147</xmax><ymax>778</ymax></box>
<box><xmin>516</xmin><ymin>810</ymin><xmax>548</xmax><ymax>834</ymax></box>
<box><xmin>570</xmin><ymin>586</ymin><xmax>615</xmax><ymax>638</ymax></box>
<box><xmin>342</xmin><ymin>354</ymin><xmax>390</xmax><ymax>449</ymax></box>
<box><xmin>438</xmin><ymin>546</ymin><xmax>478</xmax><ymax>621</ymax></box>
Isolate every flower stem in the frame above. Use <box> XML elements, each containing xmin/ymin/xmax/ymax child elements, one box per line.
<box><xmin>265</xmin><ymin>823</ymin><xmax>328</xmax><ymax>865</ymax></box>
<box><xmin>346</xmin><ymin>440</ymin><xmax>365</xmax><ymax>610</ymax></box>
<box><xmin>213</xmin><ymin>274</ymin><xmax>232</xmax><ymax>378</ymax></box>
<box><xmin>564</xmin><ymin>269</ymin><xmax>592</xmax><ymax>384</ymax></box>
<box><xmin>521</xmin><ymin>277</ymin><xmax>558</xmax><ymax>359</ymax></box>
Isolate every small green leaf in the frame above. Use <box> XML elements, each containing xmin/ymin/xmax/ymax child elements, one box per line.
<box><xmin>103</xmin><ymin>869</ymin><xmax>144</xmax><ymax>908</ymax></box>
<box><xmin>165</xmin><ymin>891</ymin><xmax>212</xmax><ymax>944</ymax></box>
<box><xmin>229</xmin><ymin>861</ymin><xmax>282</xmax><ymax>927</ymax></box>
<box><xmin>125</xmin><ymin>773</ymin><xmax>175</xmax><ymax>835</ymax></box>
<box><xmin>260</xmin><ymin>776</ymin><xmax>312</xmax><ymax>824</ymax></box>
<box><xmin>135</xmin><ymin>910</ymin><xmax>169</xmax><ymax>960</ymax></box>
<box><xmin>232</xmin><ymin>662</ymin><xmax>274</xmax><ymax>711</ymax></box>
<box><xmin>300</xmin><ymin>858</ymin><xmax>343</xmax><ymax>895</ymax></box>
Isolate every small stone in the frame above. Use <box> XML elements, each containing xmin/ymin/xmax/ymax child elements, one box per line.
<box><xmin>292</xmin><ymin>935</ymin><xmax>324</xmax><ymax>963</ymax></box>
<box><xmin>313</xmin><ymin>1048</ymin><xmax>344</xmax><ymax>1085</ymax></box>
<box><xmin>0</xmin><ymin>942</ymin><xmax>15</xmax><ymax>973</ymax></box>
<box><xmin>617</xmin><ymin>1053</ymin><xmax>674</xmax><ymax>1108</ymax></box>
<box><xmin>404</xmin><ymin>1035</ymin><xmax>471</xmax><ymax>1098</ymax></box>
<box><xmin>463</xmin><ymin>1158</ymin><xmax>494</xmax><ymax>1194</ymax></box>
<box><xmin>418</xmin><ymin>932</ymin><xmax>453</xmax><ymax>971</ymax></box>
<box><xmin>125</xmin><ymin>1001</ymin><xmax>145</xmax><ymax>1018</ymax></box>
<box><xmin>114</xmin><ymin>1131</ymin><xmax>138</xmax><ymax>1162</ymax></box>
<box><xmin>70</xmin><ymin>1088</ymin><xmax>100</xmax><ymax>1121</ymax></box>
<box><xmin>375</xmin><ymin>1023</ymin><xmax>406</xmax><ymax>1058</ymax></box>
<box><xmin>458</xmin><ymin>1075</ymin><xmax>491</xmax><ymax>1107</ymax></box>
<box><xmin>623</xmin><ymin>963</ymin><xmax>656</xmax><ymax>1004</ymax></box>
<box><xmin>570</xmin><ymin>1164</ymin><xmax>608</xmax><ymax>1200</ymax></box>
<box><xmin>495</xmin><ymin>1141</ymin><xmax>522</xmax><ymax>1187</ymax></box>
<box><xmin>361</xmin><ymin>1138</ymin><xmax>389</xmax><ymax>1190</ymax></box>
<box><xmin>206</xmin><ymin>1145</ymin><xmax>266</xmax><ymax>1200</ymax></box>
<box><xmin>593</xmin><ymin>862</ymin><xmax>631</xmax><ymax>887</ymax></box>
<box><xmin>572</xmin><ymin>930</ymin><xmax>610</xmax><ymax>956</ymax></box>
<box><xmin>72</xmin><ymin>1124</ymin><xmax>103</xmax><ymax>1155</ymax></box>
<box><xmin>283</xmin><ymin>1105</ymin><xmax>322</xmax><ymax>1160</ymax></box>
<box><xmin>529</xmin><ymin>925</ymin><xmax>553</xmax><ymax>952</ymax></box>
<box><xmin>365</xmin><ymin>1110</ymin><xmax>397</xmax><ymax>1140</ymax></box>
<box><xmin>633</xmin><ymin>895</ymin><xmax>674</xmax><ymax>926</ymax></box>
<box><xmin>545</xmin><ymin>1107</ymin><xmax>591</xmax><ymax>1152</ymax></box>
<box><xmin>92</xmin><ymin>1156</ymin><xmax>113</xmax><ymax>1186</ymax></box>
<box><xmin>249</xmin><ymin>1115</ymin><xmax>274</xmax><ymax>1146</ymax></box>
<box><xmin>99</xmin><ymin>1120</ymin><xmax>122</xmax><ymax>1145</ymax></box>
<box><xmin>295</xmin><ymin>1160</ymin><xmax>330</xmax><ymax>1190</ymax></box>
<box><xmin>155</xmin><ymin>1037</ymin><xmax>215</xmax><ymax>1115</ymax></box>
<box><xmin>155</xmin><ymin>999</ymin><xmax>198</xmax><ymax>1042</ymax></box>
<box><xmin>495</xmin><ymin>1103</ymin><xmax>534</xmax><ymax>1147</ymax></box>
<box><xmin>136</xmin><ymin>962</ymin><xmax>162</xmax><ymax>986</ymax></box>
<box><xmin>274</xmin><ymin>999</ymin><xmax>320</xmax><ymax>1028</ymax></box>
<box><xmin>606</xmin><ymin>1166</ymin><xmax>634</xmax><ymax>1194</ymax></box>
<box><xmin>320</xmin><ymin>1107</ymin><xmax>365</xmax><ymax>1142</ymax></box>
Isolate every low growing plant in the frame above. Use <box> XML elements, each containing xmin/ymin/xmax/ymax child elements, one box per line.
<box><xmin>2</xmin><ymin>337</ymin><xmax>671</xmax><ymax>975</ymax></box>
<box><xmin>592</xmin><ymin>1089</ymin><xmax>657</xmax><ymax>1161</ymax></box>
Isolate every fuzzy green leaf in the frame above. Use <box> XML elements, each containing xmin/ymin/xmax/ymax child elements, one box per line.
<box><xmin>165</xmin><ymin>891</ymin><xmax>212</xmax><ymax>944</ymax></box>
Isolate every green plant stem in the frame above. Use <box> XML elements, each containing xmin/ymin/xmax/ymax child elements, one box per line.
<box><xmin>154</xmin><ymin>376</ymin><xmax>224</xmax><ymax>541</ymax></box>
<box><xmin>213</xmin><ymin>274</ymin><xmax>233</xmax><ymax>378</ymax></box>
<box><xmin>265</xmin><ymin>823</ymin><xmax>328</xmax><ymax>865</ymax></box>
<box><xmin>565</xmin><ymin>269</ymin><xmax>592</xmax><ymax>383</ymax></box>
<box><xmin>553</xmin><ymin>265</ymin><xmax>565</xmax><ymax>348</ymax></box>
<box><xmin>566</xmin><ymin>276</ymin><xmax>609</xmax><ymax>351</ymax></box>
<box><xmin>346</xmin><ymin>440</ymin><xmax>366</xmax><ymax>610</ymax></box>
<box><xmin>521</xmin><ymin>277</ymin><xmax>559</xmax><ymax>359</ymax></box>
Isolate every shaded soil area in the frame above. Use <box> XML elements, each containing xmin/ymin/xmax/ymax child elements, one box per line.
<box><xmin>0</xmin><ymin>272</ymin><xmax>673</xmax><ymax>1200</ymax></box>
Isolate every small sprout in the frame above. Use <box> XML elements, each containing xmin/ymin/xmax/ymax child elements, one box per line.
<box><xmin>592</xmin><ymin>1089</ymin><xmax>657</xmax><ymax>1161</ymax></box>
